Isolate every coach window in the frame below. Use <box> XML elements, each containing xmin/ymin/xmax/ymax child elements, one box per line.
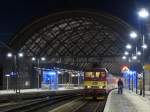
<box><xmin>85</xmin><ymin>72</ymin><xmax>92</xmax><ymax>78</ymax></box>
<box><xmin>96</xmin><ymin>72</ymin><xmax>100</xmax><ymax>78</ymax></box>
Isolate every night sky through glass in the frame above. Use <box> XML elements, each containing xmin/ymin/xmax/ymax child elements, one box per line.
<box><xmin>0</xmin><ymin>0</ymin><xmax>149</xmax><ymax>42</ymax></box>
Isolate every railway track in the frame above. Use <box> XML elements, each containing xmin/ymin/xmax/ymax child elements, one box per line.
<box><xmin>0</xmin><ymin>93</ymin><xmax>78</xmax><ymax>112</ymax></box>
<box><xmin>73</xmin><ymin>100</ymin><xmax>106</xmax><ymax>112</ymax></box>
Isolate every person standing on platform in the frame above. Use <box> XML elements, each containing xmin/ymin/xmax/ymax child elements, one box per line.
<box><xmin>118</xmin><ymin>78</ymin><xmax>123</xmax><ymax>94</ymax></box>
<box><xmin>139</xmin><ymin>78</ymin><xmax>142</xmax><ymax>95</ymax></box>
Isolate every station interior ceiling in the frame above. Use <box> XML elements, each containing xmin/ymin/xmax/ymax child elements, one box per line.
<box><xmin>1</xmin><ymin>10</ymin><xmax>137</xmax><ymax>74</ymax></box>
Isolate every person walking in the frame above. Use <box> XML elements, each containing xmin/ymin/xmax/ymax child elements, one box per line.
<box><xmin>118</xmin><ymin>78</ymin><xmax>123</xmax><ymax>94</ymax></box>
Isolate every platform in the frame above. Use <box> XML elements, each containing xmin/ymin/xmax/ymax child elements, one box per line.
<box><xmin>104</xmin><ymin>89</ymin><xmax>150</xmax><ymax>112</ymax></box>
<box><xmin>0</xmin><ymin>87</ymin><xmax>82</xmax><ymax>95</ymax></box>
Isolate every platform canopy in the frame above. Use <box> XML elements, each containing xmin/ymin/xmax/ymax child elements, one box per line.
<box><xmin>9</xmin><ymin>10</ymin><xmax>133</xmax><ymax>70</ymax></box>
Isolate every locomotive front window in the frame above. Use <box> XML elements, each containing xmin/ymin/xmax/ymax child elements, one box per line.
<box><xmin>92</xmin><ymin>72</ymin><xmax>95</xmax><ymax>78</ymax></box>
<box><xmin>96</xmin><ymin>72</ymin><xmax>100</xmax><ymax>78</ymax></box>
<box><xmin>85</xmin><ymin>71</ymin><xmax>106</xmax><ymax>79</ymax></box>
<box><xmin>85</xmin><ymin>72</ymin><xmax>92</xmax><ymax>78</ymax></box>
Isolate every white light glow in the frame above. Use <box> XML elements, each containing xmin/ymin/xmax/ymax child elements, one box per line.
<box><xmin>130</xmin><ymin>32</ymin><xmax>137</xmax><ymax>39</ymax></box>
<box><xmin>71</xmin><ymin>74</ymin><xmax>75</xmax><ymax>77</ymax></box>
<box><xmin>7</xmin><ymin>53</ymin><xmax>12</xmax><ymax>58</ymax></box>
<box><xmin>32</xmin><ymin>57</ymin><xmax>36</xmax><ymax>61</ymax></box>
<box><xmin>57</xmin><ymin>71</ymin><xmax>62</xmax><ymax>74</ymax></box>
<box><xmin>5</xmin><ymin>74</ymin><xmax>10</xmax><ymax>77</ymax></box>
<box><xmin>138</xmin><ymin>8</ymin><xmax>149</xmax><ymax>18</ymax></box>
<box><xmin>142</xmin><ymin>44</ymin><xmax>148</xmax><ymax>49</ymax></box>
<box><xmin>124</xmin><ymin>51</ymin><xmax>129</xmax><ymax>55</ymax></box>
<box><xmin>132</xmin><ymin>56</ymin><xmax>137</xmax><ymax>60</ymax></box>
<box><xmin>41</xmin><ymin>57</ymin><xmax>46</xmax><ymax>61</ymax></box>
<box><xmin>18</xmin><ymin>53</ymin><xmax>24</xmax><ymax>58</ymax></box>
<box><xmin>126</xmin><ymin>44</ymin><xmax>132</xmax><ymax>49</ymax></box>
<box><xmin>122</xmin><ymin>56</ymin><xmax>126</xmax><ymax>60</ymax></box>
<box><xmin>137</xmin><ymin>51</ymin><xmax>141</xmax><ymax>56</ymax></box>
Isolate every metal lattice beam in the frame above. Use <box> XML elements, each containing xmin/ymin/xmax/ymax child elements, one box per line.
<box><xmin>9</xmin><ymin>10</ymin><xmax>135</xmax><ymax>70</ymax></box>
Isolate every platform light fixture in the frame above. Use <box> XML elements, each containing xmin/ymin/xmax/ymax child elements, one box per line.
<box><xmin>57</xmin><ymin>71</ymin><xmax>62</xmax><ymax>74</ymax></box>
<box><xmin>32</xmin><ymin>57</ymin><xmax>36</xmax><ymax>61</ymax></box>
<box><xmin>130</xmin><ymin>31</ymin><xmax>137</xmax><ymax>39</ymax></box>
<box><xmin>18</xmin><ymin>53</ymin><xmax>24</xmax><ymax>58</ymax></box>
<box><xmin>124</xmin><ymin>51</ymin><xmax>129</xmax><ymax>55</ymax></box>
<box><xmin>71</xmin><ymin>74</ymin><xmax>75</xmax><ymax>77</ymax></box>
<box><xmin>138</xmin><ymin>8</ymin><xmax>149</xmax><ymax>18</ymax></box>
<box><xmin>137</xmin><ymin>51</ymin><xmax>141</xmax><ymax>56</ymax></box>
<box><xmin>142</xmin><ymin>44</ymin><xmax>147</xmax><ymax>49</ymax></box>
<box><xmin>7</xmin><ymin>52</ymin><xmax>12</xmax><ymax>58</ymax></box>
<box><xmin>122</xmin><ymin>56</ymin><xmax>127</xmax><ymax>60</ymax></box>
<box><xmin>126</xmin><ymin>44</ymin><xmax>132</xmax><ymax>50</ymax></box>
<box><xmin>41</xmin><ymin>57</ymin><xmax>46</xmax><ymax>61</ymax></box>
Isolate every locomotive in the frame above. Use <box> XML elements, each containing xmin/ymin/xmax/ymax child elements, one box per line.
<box><xmin>82</xmin><ymin>68</ymin><xmax>117</xmax><ymax>100</ymax></box>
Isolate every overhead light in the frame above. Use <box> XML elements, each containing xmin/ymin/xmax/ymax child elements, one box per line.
<box><xmin>122</xmin><ymin>56</ymin><xmax>126</xmax><ymax>60</ymax></box>
<box><xmin>57</xmin><ymin>71</ymin><xmax>62</xmax><ymax>74</ymax></box>
<box><xmin>132</xmin><ymin>56</ymin><xmax>137</xmax><ymax>60</ymax></box>
<box><xmin>18</xmin><ymin>53</ymin><xmax>24</xmax><ymax>58</ymax></box>
<box><xmin>138</xmin><ymin>8</ymin><xmax>149</xmax><ymax>18</ymax></box>
<box><xmin>41</xmin><ymin>57</ymin><xmax>46</xmax><ymax>61</ymax></box>
<box><xmin>32</xmin><ymin>57</ymin><xmax>36</xmax><ymax>61</ymax></box>
<box><xmin>137</xmin><ymin>51</ymin><xmax>141</xmax><ymax>56</ymax></box>
<box><xmin>5</xmin><ymin>74</ymin><xmax>10</xmax><ymax>77</ymax></box>
<box><xmin>124</xmin><ymin>51</ymin><xmax>129</xmax><ymax>55</ymax></box>
<box><xmin>142</xmin><ymin>44</ymin><xmax>147</xmax><ymax>49</ymax></box>
<box><xmin>130</xmin><ymin>31</ymin><xmax>137</xmax><ymax>39</ymax></box>
<box><xmin>7</xmin><ymin>53</ymin><xmax>12</xmax><ymax>58</ymax></box>
<box><xmin>126</xmin><ymin>44</ymin><xmax>132</xmax><ymax>49</ymax></box>
<box><xmin>71</xmin><ymin>74</ymin><xmax>75</xmax><ymax>77</ymax></box>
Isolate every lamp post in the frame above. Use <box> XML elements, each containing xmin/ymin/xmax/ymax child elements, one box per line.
<box><xmin>7</xmin><ymin>52</ymin><xmax>24</xmax><ymax>94</ymax></box>
<box><xmin>32</xmin><ymin>57</ymin><xmax>46</xmax><ymax>89</ymax></box>
<box><xmin>77</xmin><ymin>72</ymin><xmax>80</xmax><ymax>88</ymax></box>
<box><xmin>138</xmin><ymin>8</ymin><xmax>149</xmax><ymax>97</ymax></box>
<box><xmin>5</xmin><ymin>74</ymin><xmax>10</xmax><ymax>90</ymax></box>
<box><xmin>141</xmin><ymin>43</ymin><xmax>147</xmax><ymax>97</ymax></box>
<box><xmin>130</xmin><ymin>31</ymin><xmax>139</xmax><ymax>93</ymax></box>
<box><xmin>128</xmin><ymin>58</ymin><xmax>131</xmax><ymax>90</ymax></box>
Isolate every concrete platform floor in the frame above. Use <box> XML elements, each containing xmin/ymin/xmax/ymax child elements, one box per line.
<box><xmin>104</xmin><ymin>89</ymin><xmax>150</xmax><ymax>112</ymax></box>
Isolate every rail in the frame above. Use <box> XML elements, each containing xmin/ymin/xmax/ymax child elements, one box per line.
<box><xmin>0</xmin><ymin>93</ymin><xmax>78</xmax><ymax>112</ymax></box>
<box><xmin>73</xmin><ymin>100</ymin><xmax>106</xmax><ymax>112</ymax></box>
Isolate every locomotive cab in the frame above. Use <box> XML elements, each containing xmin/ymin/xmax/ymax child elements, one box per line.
<box><xmin>83</xmin><ymin>68</ymin><xmax>108</xmax><ymax>100</ymax></box>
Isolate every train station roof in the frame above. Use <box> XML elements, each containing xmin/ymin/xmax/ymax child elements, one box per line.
<box><xmin>7</xmin><ymin>10</ymin><xmax>133</xmax><ymax>70</ymax></box>
<box><xmin>1</xmin><ymin>0</ymin><xmax>150</xmax><ymax>71</ymax></box>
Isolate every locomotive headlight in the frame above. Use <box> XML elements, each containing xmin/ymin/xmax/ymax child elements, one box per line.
<box><xmin>87</xmin><ymin>86</ymin><xmax>91</xmax><ymax>88</ymax></box>
<box><xmin>99</xmin><ymin>86</ymin><xmax>103</xmax><ymax>89</ymax></box>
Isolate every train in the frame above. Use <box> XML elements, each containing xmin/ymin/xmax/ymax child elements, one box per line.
<box><xmin>82</xmin><ymin>68</ymin><xmax>118</xmax><ymax>100</ymax></box>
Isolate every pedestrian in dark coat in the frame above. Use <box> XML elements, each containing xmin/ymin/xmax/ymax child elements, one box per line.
<box><xmin>118</xmin><ymin>78</ymin><xmax>123</xmax><ymax>94</ymax></box>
